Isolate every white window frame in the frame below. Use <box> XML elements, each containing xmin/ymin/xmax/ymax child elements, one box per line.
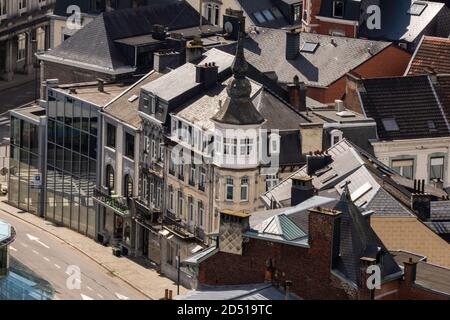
<box><xmin>198</xmin><ymin>201</ymin><xmax>204</xmax><ymax>227</ymax></box>
<box><xmin>17</xmin><ymin>33</ymin><xmax>26</xmax><ymax>62</ymax></box>
<box><xmin>178</xmin><ymin>191</ymin><xmax>184</xmax><ymax>218</ymax></box>
<box><xmin>19</xmin><ymin>0</ymin><xmax>27</xmax><ymax>14</ymax></box>
<box><xmin>240</xmin><ymin>138</ymin><xmax>253</xmax><ymax>156</ymax></box>
<box><xmin>168</xmin><ymin>187</ymin><xmax>174</xmax><ymax>212</ymax></box>
<box><xmin>430</xmin><ymin>156</ymin><xmax>445</xmax><ymax>181</ymax></box>
<box><xmin>225</xmin><ymin>177</ymin><xmax>234</xmax><ymax>201</ymax></box>
<box><xmin>240</xmin><ymin>177</ymin><xmax>249</xmax><ymax>202</ymax></box>
<box><xmin>224</xmin><ymin>137</ymin><xmax>237</xmax><ymax>155</ymax></box>
<box><xmin>266</xmin><ymin>174</ymin><xmax>279</xmax><ymax>191</ymax></box>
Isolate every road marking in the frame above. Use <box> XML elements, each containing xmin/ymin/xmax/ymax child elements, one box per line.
<box><xmin>115</xmin><ymin>293</ymin><xmax>130</xmax><ymax>300</ymax></box>
<box><xmin>80</xmin><ymin>294</ymin><xmax>94</xmax><ymax>300</ymax></box>
<box><xmin>97</xmin><ymin>294</ymin><xmax>103</xmax><ymax>299</ymax></box>
<box><xmin>26</xmin><ymin>234</ymin><xmax>50</xmax><ymax>249</ymax></box>
<box><xmin>20</xmin><ymin>242</ymin><xmax>28</xmax><ymax>248</ymax></box>
<box><xmin>32</xmin><ymin>250</ymin><xmax>39</xmax><ymax>255</ymax></box>
<box><xmin>10</xmin><ymin>246</ymin><xmax>17</xmax><ymax>252</ymax></box>
<box><xmin>43</xmin><ymin>257</ymin><xmax>50</xmax><ymax>262</ymax></box>
<box><xmin>54</xmin><ymin>264</ymin><xmax>61</xmax><ymax>269</ymax></box>
<box><xmin>86</xmin><ymin>286</ymin><xmax>93</xmax><ymax>291</ymax></box>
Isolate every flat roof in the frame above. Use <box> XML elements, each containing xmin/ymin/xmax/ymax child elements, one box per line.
<box><xmin>55</xmin><ymin>82</ymin><xmax>133</xmax><ymax>106</ymax></box>
<box><xmin>10</xmin><ymin>105</ymin><xmax>46</xmax><ymax>124</ymax></box>
<box><xmin>0</xmin><ymin>221</ymin><xmax>15</xmax><ymax>246</ymax></box>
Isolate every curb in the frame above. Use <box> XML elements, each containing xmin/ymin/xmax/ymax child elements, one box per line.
<box><xmin>0</xmin><ymin>204</ymin><xmax>156</xmax><ymax>300</ymax></box>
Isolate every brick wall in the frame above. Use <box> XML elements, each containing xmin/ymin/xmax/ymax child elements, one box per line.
<box><xmin>316</xmin><ymin>21</ymin><xmax>357</xmax><ymax>37</ymax></box>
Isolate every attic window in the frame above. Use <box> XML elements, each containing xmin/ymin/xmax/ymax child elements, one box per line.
<box><xmin>382</xmin><ymin>118</ymin><xmax>399</xmax><ymax>132</ymax></box>
<box><xmin>271</xmin><ymin>7</ymin><xmax>283</xmax><ymax>19</ymax></box>
<box><xmin>301</xmin><ymin>42</ymin><xmax>319</xmax><ymax>53</ymax></box>
<box><xmin>408</xmin><ymin>1</ymin><xmax>427</xmax><ymax>16</ymax></box>
<box><xmin>428</xmin><ymin>120</ymin><xmax>437</xmax><ymax>132</ymax></box>
<box><xmin>262</xmin><ymin>9</ymin><xmax>275</xmax><ymax>21</ymax></box>
<box><xmin>128</xmin><ymin>95</ymin><xmax>138</xmax><ymax>103</ymax></box>
<box><xmin>333</xmin><ymin>1</ymin><xmax>344</xmax><ymax>18</ymax></box>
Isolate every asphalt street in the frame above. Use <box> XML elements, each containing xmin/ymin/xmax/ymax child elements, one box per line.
<box><xmin>0</xmin><ymin>210</ymin><xmax>148</xmax><ymax>300</ymax></box>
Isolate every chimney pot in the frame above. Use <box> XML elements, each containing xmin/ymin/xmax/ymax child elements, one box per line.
<box><xmin>97</xmin><ymin>79</ymin><xmax>104</xmax><ymax>92</ymax></box>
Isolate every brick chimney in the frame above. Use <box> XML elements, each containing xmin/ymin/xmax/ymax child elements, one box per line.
<box><xmin>287</xmin><ymin>75</ymin><xmax>307</xmax><ymax>112</ymax></box>
<box><xmin>291</xmin><ymin>176</ymin><xmax>315</xmax><ymax>206</ymax></box>
<box><xmin>286</xmin><ymin>29</ymin><xmax>300</xmax><ymax>60</ymax></box>
<box><xmin>306</xmin><ymin>152</ymin><xmax>333</xmax><ymax>176</ymax></box>
<box><xmin>307</xmin><ymin>207</ymin><xmax>342</xmax><ymax>252</ymax></box>
<box><xmin>196</xmin><ymin>62</ymin><xmax>219</xmax><ymax>88</ymax></box>
<box><xmin>403</xmin><ymin>258</ymin><xmax>418</xmax><ymax>286</ymax></box>
<box><xmin>218</xmin><ymin>210</ymin><xmax>250</xmax><ymax>255</ymax></box>
<box><xmin>153</xmin><ymin>50</ymin><xmax>181</xmax><ymax>73</ymax></box>
<box><xmin>358</xmin><ymin>257</ymin><xmax>377</xmax><ymax>300</ymax></box>
<box><xmin>343</xmin><ymin>72</ymin><xmax>364</xmax><ymax>114</ymax></box>
<box><xmin>411</xmin><ymin>179</ymin><xmax>432</xmax><ymax>221</ymax></box>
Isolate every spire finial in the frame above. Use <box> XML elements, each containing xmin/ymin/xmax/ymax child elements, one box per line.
<box><xmin>231</xmin><ymin>26</ymin><xmax>248</xmax><ymax>78</ymax></box>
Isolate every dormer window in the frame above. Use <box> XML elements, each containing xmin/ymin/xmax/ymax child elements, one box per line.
<box><xmin>333</xmin><ymin>1</ymin><xmax>344</xmax><ymax>18</ymax></box>
<box><xmin>269</xmin><ymin>133</ymin><xmax>280</xmax><ymax>154</ymax></box>
<box><xmin>330</xmin><ymin>129</ymin><xmax>343</xmax><ymax>146</ymax></box>
<box><xmin>409</xmin><ymin>1</ymin><xmax>427</xmax><ymax>16</ymax></box>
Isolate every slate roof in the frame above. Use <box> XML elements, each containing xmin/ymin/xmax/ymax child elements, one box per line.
<box><xmin>331</xmin><ymin>188</ymin><xmax>402</xmax><ymax>285</ymax></box>
<box><xmin>425</xmin><ymin>221</ymin><xmax>450</xmax><ymax>235</ymax></box>
<box><xmin>103</xmin><ymin>71</ymin><xmax>163</xmax><ymax>128</ymax></box>
<box><xmin>359</xmin><ymin>75</ymin><xmax>450</xmax><ymax>141</ymax></box>
<box><xmin>407</xmin><ymin>36</ymin><xmax>450</xmax><ymax>75</ymax></box>
<box><xmin>359</xmin><ymin>0</ymin><xmax>447</xmax><ymax>43</ymax></box>
<box><xmin>41</xmin><ymin>1</ymin><xmax>206</xmax><ymax>73</ymax></box>
<box><xmin>318</xmin><ymin>0</ymin><xmax>361</xmax><ymax>21</ymax></box>
<box><xmin>241</xmin><ymin>28</ymin><xmax>392</xmax><ymax>87</ymax></box>
<box><xmin>430</xmin><ymin>200</ymin><xmax>450</xmax><ymax>221</ymax></box>
<box><xmin>261</xmin><ymin>139</ymin><xmax>415</xmax><ymax>218</ymax></box>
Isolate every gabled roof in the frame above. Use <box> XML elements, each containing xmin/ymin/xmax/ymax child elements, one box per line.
<box><xmin>359</xmin><ymin>75</ymin><xmax>450</xmax><ymax>140</ymax></box>
<box><xmin>359</xmin><ymin>0</ymin><xmax>447</xmax><ymax>43</ymax></box>
<box><xmin>41</xmin><ymin>1</ymin><xmax>206</xmax><ymax>73</ymax></box>
<box><xmin>407</xmin><ymin>36</ymin><xmax>450</xmax><ymax>75</ymax></box>
<box><xmin>239</xmin><ymin>28</ymin><xmax>392</xmax><ymax>87</ymax></box>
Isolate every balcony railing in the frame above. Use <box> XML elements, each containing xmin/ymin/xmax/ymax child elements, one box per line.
<box><xmin>93</xmin><ymin>188</ymin><xmax>130</xmax><ymax>216</ymax></box>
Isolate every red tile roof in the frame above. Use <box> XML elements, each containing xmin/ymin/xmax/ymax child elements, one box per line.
<box><xmin>408</xmin><ymin>36</ymin><xmax>450</xmax><ymax>75</ymax></box>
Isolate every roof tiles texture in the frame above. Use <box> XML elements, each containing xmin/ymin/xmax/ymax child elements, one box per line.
<box><xmin>408</xmin><ymin>37</ymin><xmax>450</xmax><ymax>75</ymax></box>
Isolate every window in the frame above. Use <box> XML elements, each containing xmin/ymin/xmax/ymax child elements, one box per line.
<box><xmin>19</xmin><ymin>0</ymin><xmax>27</xmax><ymax>12</ymax></box>
<box><xmin>178</xmin><ymin>158</ymin><xmax>184</xmax><ymax>181</ymax></box>
<box><xmin>157</xmin><ymin>186</ymin><xmax>162</xmax><ymax>208</ymax></box>
<box><xmin>36</xmin><ymin>27</ymin><xmax>45</xmax><ymax>52</ymax></box>
<box><xmin>178</xmin><ymin>191</ymin><xmax>184</xmax><ymax>218</ymax></box>
<box><xmin>266</xmin><ymin>174</ymin><xmax>279</xmax><ymax>191</ymax></box>
<box><xmin>240</xmin><ymin>177</ymin><xmax>249</xmax><ymax>202</ymax></box>
<box><xmin>333</xmin><ymin>1</ymin><xmax>344</xmax><ymax>18</ymax></box>
<box><xmin>206</xmin><ymin>3</ymin><xmax>212</xmax><ymax>22</ymax></box>
<box><xmin>150</xmin><ymin>182</ymin><xmax>155</xmax><ymax>204</ymax></box>
<box><xmin>159</xmin><ymin>144</ymin><xmax>164</xmax><ymax>162</ymax></box>
<box><xmin>226</xmin><ymin>177</ymin><xmax>234</xmax><ymax>201</ymax></box>
<box><xmin>409</xmin><ymin>2</ymin><xmax>427</xmax><ymax>16</ymax></box>
<box><xmin>124</xmin><ymin>175</ymin><xmax>133</xmax><ymax>199</ymax></box>
<box><xmin>199</xmin><ymin>168</ymin><xmax>206</xmax><ymax>191</ymax></box>
<box><xmin>17</xmin><ymin>34</ymin><xmax>26</xmax><ymax>61</ymax></box>
<box><xmin>240</xmin><ymin>138</ymin><xmax>253</xmax><ymax>156</ymax></box>
<box><xmin>106</xmin><ymin>123</ymin><xmax>116</xmax><ymax>148</ymax></box>
<box><xmin>331</xmin><ymin>129</ymin><xmax>343</xmax><ymax>146</ymax></box>
<box><xmin>214</xmin><ymin>5</ymin><xmax>220</xmax><ymax>26</ymax></box>
<box><xmin>198</xmin><ymin>201</ymin><xmax>204</xmax><ymax>227</ymax></box>
<box><xmin>168</xmin><ymin>186</ymin><xmax>174</xmax><ymax>212</ymax></box>
<box><xmin>151</xmin><ymin>139</ymin><xmax>157</xmax><ymax>159</ymax></box>
<box><xmin>189</xmin><ymin>165</ymin><xmax>196</xmax><ymax>186</ymax></box>
<box><xmin>169</xmin><ymin>154</ymin><xmax>176</xmax><ymax>175</ymax></box>
<box><xmin>300</xmin><ymin>42</ymin><xmax>319</xmax><ymax>53</ymax></box>
<box><xmin>125</xmin><ymin>132</ymin><xmax>135</xmax><ymax>159</ymax></box>
<box><xmin>392</xmin><ymin>159</ymin><xmax>414</xmax><ymax>179</ymax></box>
<box><xmin>224</xmin><ymin>137</ymin><xmax>237</xmax><ymax>155</ymax></box>
<box><xmin>142</xmin><ymin>175</ymin><xmax>149</xmax><ymax>204</ymax></box>
<box><xmin>188</xmin><ymin>197</ymin><xmax>194</xmax><ymax>222</ymax></box>
<box><xmin>430</xmin><ymin>157</ymin><xmax>445</xmax><ymax>181</ymax></box>
<box><xmin>0</xmin><ymin>0</ymin><xmax>6</xmax><ymax>18</ymax></box>
<box><xmin>262</xmin><ymin>9</ymin><xmax>275</xmax><ymax>21</ymax></box>
<box><xmin>269</xmin><ymin>134</ymin><xmax>280</xmax><ymax>154</ymax></box>
<box><xmin>106</xmin><ymin>165</ymin><xmax>115</xmax><ymax>191</ymax></box>
<box><xmin>382</xmin><ymin>118</ymin><xmax>399</xmax><ymax>132</ymax></box>
<box><xmin>293</xmin><ymin>4</ymin><xmax>302</xmax><ymax>22</ymax></box>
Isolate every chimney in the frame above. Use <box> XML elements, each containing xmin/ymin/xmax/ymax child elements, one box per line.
<box><xmin>300</xmin><ymin>123</ymin><xmax>324</xmax><ymax>155</ymax></box>
<box><xmin>97</xmin><ymin>79</ymin><xmax>104</xmax><ymax>92</ymax></box>
<box><xmin>358</xmin><ymin>257</ymin><xmax>377</xmax><ymax>300</ymax></box>
<box><xmin>154</xmin><ymin>50</ymin><xmax>181</xmax><ymax>73</ymax></box>
<box><xmin>285</xmin><ymin>29</ymin><xmax>300</xmax><ymax>60</ymax></box>
<box><xmin>343</xmin><ymin>72</ymin><xmax>364</xmax><ymax>114</ymax></box>
<box><xmin>287</xmin><ymin>75</ymin><xmax>307</xmax><ymax>112</ymax></box>
<box><xmin>306</xmin><ymin>152</ymin><xmax>332</xmax><ymax>176</ymax></box>
<box><xmin>291</xmin><ymin>176</ymin><xmax>315</xmax><ymax>206</ymax></box>
<box><xmin>335</xmin><ymin>99</ymin><xmax>345</xmax><ymax>112</ymax></box>
<box><xmin>186</xmin><ymin>38</ymin><xmax>204</xmax><ymax>63</ymax></box>
<box><xmin>403</xmin><ymin>258</ymin><xmax>418</xmax><ymax>287</ymax></box>
<box><xmin>152</xmin><ymin>24</ymin><xmax>167</xmax><ymax>41</ymax></box>
<box><xmin>196</xmin><ymin>62</ymin><xmax>219</xmax><ymax>88</ymax></box>
<box><xmin>218</xmin><ymin>210</ymin><xmax>250</xmax><ymax>255</ymax></box>
<box><xmin>411</xmin><ymin>180</ymin><xmax>432</xmax><ymax>221</ymax></box>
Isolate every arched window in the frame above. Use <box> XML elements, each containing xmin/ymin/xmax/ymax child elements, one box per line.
<box><xmin>106</xmin><ymin>165</ymin><xmax>115</xmax><ymax>191</ymax></box>
<box><xmin>124</xmin><ymin>174</ymin><xmax>133</xmax><ymax>199</ymax></box>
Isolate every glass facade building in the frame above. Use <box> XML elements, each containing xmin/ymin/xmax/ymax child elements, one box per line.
<box><xmin>45</xmin><ymin>90</ymin><xmax>99</xmax><ymax>238</ymax></box>
<box><xmin>8</xmin><ymin>115</ymin><xmax>42</xmax><ymax>215</ymax></box>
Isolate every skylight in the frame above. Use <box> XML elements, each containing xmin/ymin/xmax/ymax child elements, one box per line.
<box><xmin>253</xmin><ymin>12</ymin><xmax>266</xmax><ymax>24</ymax></box>
<box><xmin>262</xmin><ymin>9</ymin><xmax>275</xmax><ymax>21</ymax></box>
<box><xmin>428</xmin><ymin>120</ymin><xmax>437</xmax><ymax>131</ymax></box>
<box><xmin>382</xmin><ymin>118</ymin><xmax>399</xmax><ymax>132</ymax></box>
<box><xmin>408</xmin><ymin>1</ymin><xmax>428</xmax><ymax>16</ymax></box>
<box><xmin>351</xmin><ymin>182</ymin><xmax>373</xmax><ymax>202</ymax></box>
<box><xmin>271</xmin><ymin>7</ymin><xmax>283</xmax><ymax>19</ymax></box>
<box><xmin>128</xmin><ymin>95</ymin><xmax>138</xmax><ymax>103</ymax></box>
<box><xmin>301</xmin><ymin>42</ymin><xmax>319</xmax><ymax>53</ymax></box>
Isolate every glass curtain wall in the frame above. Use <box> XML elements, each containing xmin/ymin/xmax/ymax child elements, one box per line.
<box><xmin>8</xmin><ymin>117</ymin><xmax>41</xmax><ymax>215</ymax></box>
<box><xmin>46</xmin><ymin>93</ymin><xmax>98</xmax><ymax>238</ymax></box>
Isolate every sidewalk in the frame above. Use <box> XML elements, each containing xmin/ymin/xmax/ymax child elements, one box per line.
<box><xmin>0</xmin><ymin>73</ymin><xmax>36</xmax><ymax>92</ymax></box>
<box><xmin>0</xmin><ymin>197</ymin><xmax>188</xmax><ymax>300</ymax></box>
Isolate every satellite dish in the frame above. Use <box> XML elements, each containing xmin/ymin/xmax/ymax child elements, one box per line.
<box><xmin>224</xmin><ymin>21</ymin><xmax>233</xmax><ymax>34</ymax></box>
